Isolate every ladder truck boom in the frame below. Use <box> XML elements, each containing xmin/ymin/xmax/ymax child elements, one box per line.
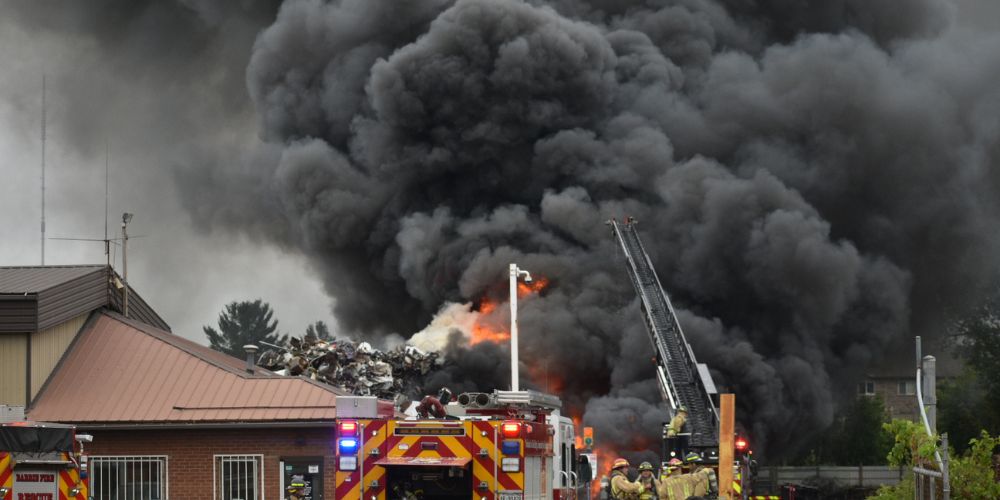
<box><xmin>607</xmin><ymin>218</ymin><xmax>720</xmax><ymax>450</ymax></box>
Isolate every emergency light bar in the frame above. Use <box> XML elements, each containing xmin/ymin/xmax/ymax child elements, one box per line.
<box><xmin>501</xmin><ymin>421</ymin><xmax>520</xmax><ymax>438</ymax></box>
<box><xmin>339</xmin><ymin>421</ymin><xmax>359</xmax><ymax>436</ymax></box>
<box><xmin>339</xmin><ymin>438</ymin><xmax>359</xmax><ymax>454</ymax></box>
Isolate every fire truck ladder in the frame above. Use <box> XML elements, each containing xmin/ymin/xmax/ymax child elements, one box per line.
<box><xmin>608</xmin><ymin>218</ymin><xmax>719</xmax><ymax>449</ymax></box>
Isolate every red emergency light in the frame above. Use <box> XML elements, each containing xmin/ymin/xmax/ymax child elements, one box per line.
<box><xmin>339</xmin><ymin>421</ymin><xmax>359</xmax><ymax>436</ymax></box>
<box><xmin>735</xmin><ymin>437</ymin><xmax>749</xmax><ymax>452</ymax></box>
<box><xmin>501</xmin><ymin>421</ymin><xmax>520</xmax><ymax>438</ymax></box>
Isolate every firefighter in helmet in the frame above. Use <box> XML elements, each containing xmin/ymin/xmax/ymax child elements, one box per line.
<box><xmin>683</xmin><ymin>451</ymin><xmax>704</xmax><ymax>474</ymax></box>
<box><xmin>660</xmin><ymin>458</ymin><xmax>683</xmax><ymax>480</ymax></box>
<box><xmin>609</xmin><ymin>458</ymin><xmax>644</xmax><ymax>500</ymax></box>
<box><xmin>285</xmin><ymin>481</ymin><xmax>306</xmax><ymax>500</ymax></box>
<box><xmin>636</xmin><ymin>461</ymin><xmax>660</xmax><ymax>500</ymax></box>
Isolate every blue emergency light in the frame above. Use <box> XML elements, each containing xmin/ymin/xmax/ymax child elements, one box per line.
<box><xmin>501</xmin><ymin>440</ymin><xmax>520</xmax><ymax>455</ymax></box>
<box><xmin>339</xmin><ymin>438</ymin><xmax>359</xmax><ymax>454</ymax></box>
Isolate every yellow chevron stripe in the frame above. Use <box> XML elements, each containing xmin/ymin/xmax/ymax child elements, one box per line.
<box><xmin>471</xmin><ymin>426</ymin><xmax>497</xmax><ymax>492</ymax></box>
<box><xmin>336</xmin><ymin>470</ymin><xmax>360</xmax><ymax>498</ymax></box>
<box><xmin>439</xmin><ymin>436</ymin><xmax>467</xmax><ymax>458</ymax></box>
<box><xmin>0</xmin><ymin>453</ymin><xmax>9</xmax><ymax>489</ymax></box>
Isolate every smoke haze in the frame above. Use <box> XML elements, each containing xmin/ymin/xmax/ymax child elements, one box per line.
<box><xmin>4</xmin><ymin>0</ymin><xmax>1000</xmax><ymax>459</ymax></box>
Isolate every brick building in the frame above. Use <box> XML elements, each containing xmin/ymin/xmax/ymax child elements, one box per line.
<box><xmin>858</xmin><ymin>345</ymin><xmax>963</xmax><ymax>421</ymax></box>
<box><xmin>2</xmin><ymin>265</ymin><xmax>391</xmax><ymax>499</ymax></box>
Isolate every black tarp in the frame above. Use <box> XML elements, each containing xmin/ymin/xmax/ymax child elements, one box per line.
<box><xmin>0</xmin><ymin>422</ymin><xmax>74</xmax><ymax>452</ymax></box>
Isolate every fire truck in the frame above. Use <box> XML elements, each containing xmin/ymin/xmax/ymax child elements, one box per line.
<box><xmin>0</xmin><ymin>421</ymin><xmax>90</xmax><ymax>500</ymax></box>
<box><xmin>334</xmin><ymin>391</ymin><xmax>584</xmax><ymax>500</ymax></box>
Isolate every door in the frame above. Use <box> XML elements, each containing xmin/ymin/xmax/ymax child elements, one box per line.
<box><xmin>281</xmin><ymin>457</ymin><xmax>324</xmax><ymax>500</ymax></box>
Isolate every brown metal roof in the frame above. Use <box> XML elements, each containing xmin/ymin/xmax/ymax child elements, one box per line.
<box><xmin>0</xmin><ymin>265</ymin><xmax>170</xmax><ymax>333</ymax></box>
<box><xmin>29</xmin><ymin>311</ymin><xmax>349</xmax><ymax>424</ymax></box>
<box><xmin>0</xmin><ymin>265</ymin><xmax>105</xmax><ymax>294</ymax></box>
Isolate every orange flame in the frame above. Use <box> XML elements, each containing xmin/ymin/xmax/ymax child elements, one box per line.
<box><xmin>517</xmin><ymin>277</ymin><xmax>549</xmax><ymax>297</ymax></box>
<box><xmin>467</xmin><ymin>276</ymin><xmax>549</xmax><ymax>346</ymax></box>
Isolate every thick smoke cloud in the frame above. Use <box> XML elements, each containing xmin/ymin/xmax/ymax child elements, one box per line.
<box><xmin>207</xmin><ymin>0</ymin><xmax>1000</xmax><ymax>458</ymax></box>
<box><xmin>0</xmin><ymin>0</ymin><xmax>924</xmax><ymax>459</ymax></box>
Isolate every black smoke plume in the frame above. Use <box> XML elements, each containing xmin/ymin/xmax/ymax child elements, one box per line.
<box><xmin>12</xmin><ymin>0</ymin><xmax>1000</xmax><ymax>459</ymax></box>
<box><xmin>221</xmin><ymin>0</ymin><xmax>1000</xmax><ymax>458</ymax></box>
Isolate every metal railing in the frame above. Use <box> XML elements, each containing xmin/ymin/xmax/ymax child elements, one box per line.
<box><xmin>90</xmin><ymin>455</ymin><xmax>168</xmax><ymax>500</ymax></box>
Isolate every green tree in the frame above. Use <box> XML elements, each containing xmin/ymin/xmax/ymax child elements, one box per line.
<box><xmin>794</xmin><ymin>395</ymin><xmax>892</xmax><ymax>465</ymax></box>
<box><xmin>938</xmin><ymin>299</ymin><xmax>1000</xmax><ymax>452</ymax></box>
<box><xmin>832</xmin><ymin>396</ymin><xmax>893</xmax><ymax>465</ymax></box>
<box><xmin>305</xmin><ymin>320</ymin><xmax>333</xmax><ymax>340</ymax></box>
<box><xmin>204</xmin><ymin>299</ymin><xmax>288</xmax><ymax>357</ymax></box>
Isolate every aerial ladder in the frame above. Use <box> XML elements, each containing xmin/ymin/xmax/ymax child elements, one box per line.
<box><xmin>607</xmin><ymin>218</ymin><xmax>721</xmax><ymax>459</ymax></box>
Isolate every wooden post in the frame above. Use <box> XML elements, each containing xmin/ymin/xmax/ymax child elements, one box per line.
<box><xmin>719</xmin><ymin>393</ymin><xmax>735</xmax><ymax>499</ymax></box>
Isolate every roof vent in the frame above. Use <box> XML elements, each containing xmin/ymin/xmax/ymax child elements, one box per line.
<box><xmin>243</xmin><ymin>345</ymin><xmax>259</xmax><ymax>374</ymax></box>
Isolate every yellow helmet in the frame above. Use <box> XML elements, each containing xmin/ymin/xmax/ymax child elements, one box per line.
<box><xmin>612</xmin><ymin>458</ymin><xmax>630</xmax><ymax>470</ymax></box>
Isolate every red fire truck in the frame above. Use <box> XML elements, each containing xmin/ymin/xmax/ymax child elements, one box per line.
<box><xmin>0</xmin><ymin>421</ymin><xmax>89</xmax><ymax>500</ymax></box>
<box><xmin>334</xmin><ymin>391</ymin><xmax>584</xmax><ymax>500</ymax></box>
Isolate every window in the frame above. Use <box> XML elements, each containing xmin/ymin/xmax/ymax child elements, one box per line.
<box><xmin>898</xmin><ymin>380</ymin><xmax>916</xmax><ymax>395</ymax></box>
<box><xmin>858</xmin><ymin>381</ymin><xmax>875</xmax><ymax>396</ymax></box>
<box><xmin>215</xmin><ymin>454</ymin><xmax>264</xmax><ymax>500</ymax></box>
<box><xmin>90</xmin><ymin>455</ymin><xmax>168</xmax><ymax>500</ymax></box>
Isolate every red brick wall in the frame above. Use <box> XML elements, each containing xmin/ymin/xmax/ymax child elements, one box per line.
<box><xmin>86</xmin><ymin>426</ymin><xmax>337</xmax><ymax>499</ymax></box>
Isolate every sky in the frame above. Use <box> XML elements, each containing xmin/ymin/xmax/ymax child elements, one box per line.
<box><xmin>0</xmin><ymin>1</ymin><xmax>333</xmax><ymax>341</ymax></box>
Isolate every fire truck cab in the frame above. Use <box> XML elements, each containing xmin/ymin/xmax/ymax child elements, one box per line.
<box><xmin>334</xmin><ymin>391</ymin><xmax>583</xmax><ymax>500</ymax></box>
<box><xmin>0</xmin><ymin>421</ymin><xmax>90</xmax><ymax>500</ymax></box>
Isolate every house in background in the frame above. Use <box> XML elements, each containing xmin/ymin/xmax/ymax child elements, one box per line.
<box><xmin>1</xmin><ymin>265</ymin><xmax>391</xmax><ymax>499</ymax></box>
<box><xmin>859</xmin><ymin>344</ymin><xmax>963</xmax><ymax>421</ymax></box>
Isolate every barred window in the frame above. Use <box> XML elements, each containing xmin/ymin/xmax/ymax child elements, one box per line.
<box><xmin>90</xmin><ymin>455</ymin><xmax>168</xmax><ymax>500</ymax></box>
<box><xmin>215</xmin><ymin>454</ymin><xmax>264</xmax><ymax>500</ymax></box>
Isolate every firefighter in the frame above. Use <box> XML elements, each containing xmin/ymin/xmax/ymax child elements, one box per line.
<box><xmin>285</xmin><ymin>484</ymin><xmax>304</xmax><ymax>500</ymax></box>
<box><xmin>609</xmin><ymin>458</ymin><xmax>644</xmax><ymax>500</ymax></box>
<box><xmin>666</xmin><ymin>406</ymin><xmax>688</xmax><ymax>457</ymax></box>
<box><xmin>660</xmin><ymin>458</ymin><xmax>683</xmax><ymax>480</ymax></box>
<box><xmin>683</xmin><ymin>451</ymin><xmax>704</xmax><ymax>474</ymax></box>
<box><xmin>636</xmin><ymin>461</ymin><xmax>660</xmax><ymax>500</ymax></box>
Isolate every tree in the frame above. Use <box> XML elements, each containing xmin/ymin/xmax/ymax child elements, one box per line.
<box><xmin>794</xmin><ymin>395</ymin><xmax>892</xmax><ymax>465</ymax></box>
<box><xmin>305</xmin><ymin>320</ymin><xmax>333</xmax><ymax>341</ymax></box>
<box><xmin>204</xmin><ymin>299</ymin><xmax>288</xmax><ymax>357</ymax></box>
<box><xmin>938</xmin><ymin>299</ymin><xmax>1000</xmax><ymax>452</ymax></box>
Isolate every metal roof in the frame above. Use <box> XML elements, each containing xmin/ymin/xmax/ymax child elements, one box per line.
<box><xmin>29</xmin><ymin>312</ymin><xmax>349</xmax><ymax>424</ymax></box>
<box><xmin>0</xmin><ymin>265</ymin><xmax>105</xmax><ymax>294</ymax></box>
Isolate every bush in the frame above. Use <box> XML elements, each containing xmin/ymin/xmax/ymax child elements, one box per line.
<box><xmin>867</xmin><ymin>421</ymin><xmax>1000</xmax><ymax>499</ymax></box>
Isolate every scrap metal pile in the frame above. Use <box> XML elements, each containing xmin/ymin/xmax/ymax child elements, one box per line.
<box><xmin>256</xmin><ymin>335</ymin><xmax>440</xmax><ymax>404</ymax></box>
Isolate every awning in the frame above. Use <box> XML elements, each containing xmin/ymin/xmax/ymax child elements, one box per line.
<box><xmin>374</xmin><ymin>456</ymin><xmax>472</xmax><ymax>467</ymax></box>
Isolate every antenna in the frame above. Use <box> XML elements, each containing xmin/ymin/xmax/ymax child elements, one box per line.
<box><xmin>41</xmin><ymin>74</ymin><xmax>46</xmax><ymax>265</ymax></box>
<box><xmin>105</xmin><ymin>141</ymin><xmax>110</xmax><ymax>268</ymax></box>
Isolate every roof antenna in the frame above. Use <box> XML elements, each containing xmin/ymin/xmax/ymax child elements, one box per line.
<box><xmin>105</xmin><ymin>141</ymin><xmax>110</xmax><ymax>269</ymax></box>
<box><xmin>41</xmin><ymin>74</ymin><xmax>46</xmax><ymax>265</ymax></box>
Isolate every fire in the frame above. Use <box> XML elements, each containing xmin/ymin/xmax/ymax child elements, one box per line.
<box><xmin>469</xmin><ymin>322</ymin><xmax>510</xmax><ymax>345</ymax></box>
<box><xmin>467</xmin><ymin>276</ymin><xmax>549</xmax><ymax>346</ymax></box>
<box><xmin>517</xmin><ymin>276</ymin><xmax>549</xmax><ymax>297</ymax></box>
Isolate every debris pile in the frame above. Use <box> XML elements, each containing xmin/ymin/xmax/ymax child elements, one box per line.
<box><xmin>257</xmin><ymin>335</ymin><xmax>441</xmax><ymax>403</ymax></box>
